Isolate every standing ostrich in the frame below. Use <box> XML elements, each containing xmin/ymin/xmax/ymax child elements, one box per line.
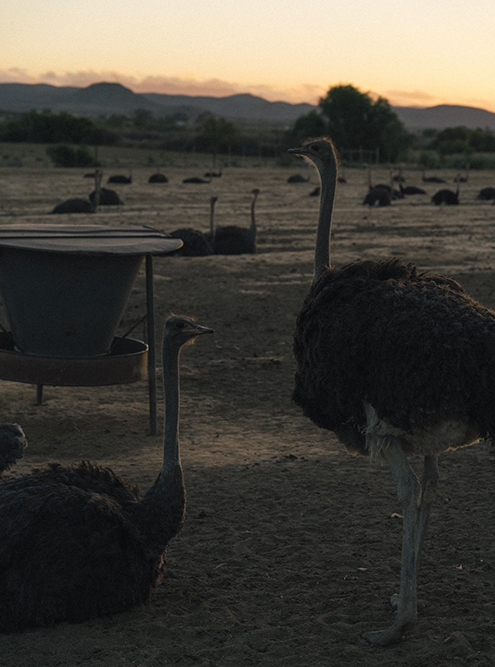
<box><xmin>212</xmin><ymin>189</ymin><xmax>260</xmax><ymax>255</ymax></box>
<box><xmin>0</xmin><ymin>316</ymin><xmax>213</xmax><ymax>632</ymax></box>
<box><xmin>0</xmin><ymin>424</ymin><xmax>27</xmax><ymax>476</ymax></box>
<box><xmin>432</xmin><ymin>181</ymin><xmax>459</xmax><ymax>205</ymax></box>
<box><xmin>288</xmin><ymin>137</ymin><xmax>495</xmax><ymax>645</ymax></box>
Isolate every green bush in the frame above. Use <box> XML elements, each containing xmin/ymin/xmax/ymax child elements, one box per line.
<box><xmin>46</xmin><ymin>144</ymin><xmax>100</xmax><ymax>168</ymax></box>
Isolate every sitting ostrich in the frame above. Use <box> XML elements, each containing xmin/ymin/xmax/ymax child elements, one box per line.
<box><xmin>169</xmin><ymin>198</ymin><xmax>216</xmax><ymax>257</ymax></box>
<box><xmin>477</xmin><ymin>187</ymin><xmax>495</xmax><ymax>201</ymax></box>
<box><xmin>149</xmin><ymin>173</ymin><xmax>169</xmax><ymax>183</ymax></box>
<box><xmin>212</xmin><ymin>189</ymin><xmax>260</xmax><ymax>255</ymax></box>
<box><xmin>51</xmin><ymin>198</ymin><xmax>95</xmax><ymax>214</ymax></box>
<box><xmin>182</xmin><ymin>175</ymin><xmax>212</xmax><ymax>184</ymax></box>
<box><xmin>289</xmin><ymin>137</ymin><xmax>495</xmax><ymax>645</ymax></box>
<box><xmin>0</xmin><ymin>316</ymin><xmax>213</xmax><ymax>632</ymax></box>
<box><xmin>90</xmin><ymin>187</ymin><xmax>123</xmax><ymax>206</ymax></box>
<box><xmin>422</xmin><ymin>170</ymin><xmax>446</xmax><ymax>184</ymax></box>
<box><xmin>432</xmin><ymin>181</ymin><xmax>459</xmax><ymax>205</ymax></box>
<box><xmin>0</xmin><ymin>424</ymin><xmax>27</xmax><ymax>476</ymax></box>
<box><xmin>108</xmin><ymin>170</ymin><xmax>132</xmax><ymax>184</ymax></box>
<box><xmin>396</xmin><ymin>169</ymin><xmax>426</xmax><ymax>195</ymax></box>
<box><xmin>288</xmin><ymin>174</ymin><xmax>310</xmax><ymax>183</ymax></box>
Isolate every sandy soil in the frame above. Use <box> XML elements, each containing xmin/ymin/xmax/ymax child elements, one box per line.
<box><xmin>1</xmin><ymin>162</ymin><xmax>495</xmax><ymax>666</ymax></box>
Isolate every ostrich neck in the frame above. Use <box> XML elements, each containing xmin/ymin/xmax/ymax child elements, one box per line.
<box><xmin>250</xmin><ymin>196</ymin><xmax>257</xmax><ymax>233</ymax></box>
<box><xmin>133</xmin><ymin>341</ymin><xmax>185</xmax><ymax>550</ymax></box>
<box><xmin>210</xmin><ymin>202</ymin><xmax>216</xmax><ymax>236</ymax></box>
<box><xmin>314</xmin><ymin>161</ymin><xmax>337</xmax><ymax>282</ymax></box>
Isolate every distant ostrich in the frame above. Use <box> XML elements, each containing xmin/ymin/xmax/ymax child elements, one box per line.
<box><xmin>0</xmin><ymin>316</ymin><xmax>213</xmax><ymax>632</ymax></box>
<box><xmin>477</xmin><ymin>187</ymin><xmax>495</xmax><ymax>201</ymax></box>
<box><xmin>108</xmin><ymin>170</ymin><xmax>132</xmax><ymax>184</ymax></box>
<box><xmin>422</xmin><ymin>170</ymin><xmax>446</xmax><ymax>184</ymax></box>
<box><xmin>51</xmin><ymin>198</ymin><xmax>94</xmax><ymax>214</ymax></box>
<box><xmin>396</xmin><ymin>169</ymin><xmax>426</xmax><ymax>195</ymax></box>
<box><xmin>288</xmin><ymin>173</ymin><xmax>310</xmax><ymax>183</ymax></box>
<box><xmin>149</xmin><ymin>173</ymin><xmax>169</xmax><ymax>184</ymax></box>
<box><xmin>90</xmin><ymin>187</ymin><xmax>123</xmax><ymax>206</ymax></box>
<box><xmin>289</xmin><ymin>137</ymin><xmax>495</xmax><ymax>645</ymax></box>
<box><xmin>203</xmin><ymin>196</ymin><xmax>219</xmax><ymax>247</ymax></box>
<box><xmin>212</xmin><ymin>189</ymin><xmax>259</xmax><ymax>255</ymax></box>
<box><xmin>0</xmin><ymin>424</ymin><xmax>27</xmax><ymax>476</ymax></box>
<box><xmin>168</xmin><ymin>228</ymin><xmax>213</xmax><ymax>257</ymax></box>
<box><xmin>182</xmin><ymin>175</ymin><xmax>212</xmax><ymax>184</ymax></box>
<box><xmin>432</xmin><ymin>181</ymin><xmax>459</xmax><ymax>205</ymax></box>
<box><xmin>309</xmin><ymin>186</ymin><xmax>320</xmax><ymax>197</ymax></box>
<box><xmin>363</xmin><ymin>167</ymin><xmax>397</xmax><ymax>206</ymax></box>
<box><xmin>204</xmin><ymin>169</ymin><xmax>222</xmax><ymax>178</ymax></box>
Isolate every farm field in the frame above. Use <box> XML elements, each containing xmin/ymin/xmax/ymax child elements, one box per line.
<box><xmin>1</xmin><ymin>156</ymin><xmax>495</xmax><ymax>666</ymax></box>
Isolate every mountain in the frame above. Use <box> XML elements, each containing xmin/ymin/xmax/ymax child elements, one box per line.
<box><xmin>394</xmin><ymin>104</ymin><xmax>495</xmax><ymax>131</ymax></box>
<box><xmin>0</xmin><ymin>82</ymin><xmax>494</xmax><ymax>130</ymax></box>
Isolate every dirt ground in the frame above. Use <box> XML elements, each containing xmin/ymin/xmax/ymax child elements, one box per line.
<box><xmin>1</xmin><ymin>160</ymin><xmax>495</xmax><ymax>666</ymax></box>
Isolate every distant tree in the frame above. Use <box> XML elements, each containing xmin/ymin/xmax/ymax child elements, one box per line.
<box><xmin>287</xmin><ymin>84</ymin><xmax>412</xmax><ymax>161</ymax></box>
<box><xmin>46</xmin><ymin>144</ymin><xmax>100</xmax><ymax>168</ymax></box>
<box><xmin>132</xmin><ymin>108</ymin><xmax>154</xmax><ymax>130</ymax></box>
<box><xmin>427</xmin><ymin>126</ymin><xmax>495</xmax><ymax>155</ymax></box>
<box><xmin>0</xmin><ymin>111</ymin><xmax>117</xmax><ymax>145</ymax></box>
<box><xmin>198</xmin><ymin>115</ymin><xmax>238</xmax><ymax>154</ymax></box>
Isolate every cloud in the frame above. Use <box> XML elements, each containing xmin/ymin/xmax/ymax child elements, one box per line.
<box><xmin>0</xmin><ymin>68</ymin><xmax>324</xmax><ymax>104</ymax></box>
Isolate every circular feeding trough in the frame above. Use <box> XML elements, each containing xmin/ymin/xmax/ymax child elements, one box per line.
<box><xmin>0</xmin><ymin>224</ymin><xmax>182</xmax><ymax>433</ymax></box>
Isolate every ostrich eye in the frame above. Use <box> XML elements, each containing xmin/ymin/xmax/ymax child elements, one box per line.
<box><xmin>311</xmin><ymin>144</ymin><xmax>320</xmax><ymax>152</ymax></box>
<box><xmin>175</xmin><ymin>321</ymin><xmax>185</xmax><ymax>329</ymax></box>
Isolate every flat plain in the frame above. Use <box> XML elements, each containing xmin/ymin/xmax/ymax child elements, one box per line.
<box><xmin>1</xmin><ymin>155</ymin><xmax>495</xmax><ymax>666</ymax></box>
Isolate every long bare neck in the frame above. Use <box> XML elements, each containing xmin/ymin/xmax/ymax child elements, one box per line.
<box><xmin>135</xmin><ymin>338</ymin><xmax>185</xmax><ymax>549</ymax></box>
<box><xmin>250</xmin><ymin>193</ymin><xmax>258</xmax><ymax>233</ymax></box>
<box><xmin>314</xmin><ymin>156</ymin><xmax>337</xmax><ymax>282</ymax></box>
<box><xmin>210</xmin><ymin>200</ymin><xmax>216</xmax><ymax>236</ymax></box>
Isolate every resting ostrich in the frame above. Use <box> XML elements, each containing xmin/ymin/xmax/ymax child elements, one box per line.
<box><xmin>204</xmin><ymin>169</ymin><xmax>222</xmax><ymax>178</ymax></box>
<box><xmin>212</xmin><ymin>189</ymin><xmax>259</xmax><ymax>255</ymax></box>
<box><xmin>0</xmin><ymin>316</ymin><xmax>213</xmax><ymax>632</ymax></box>
<box><xmin>422</xmin><ymin>170</ymin><xmax>446</xmax><ymax>183</ymax></box>
<box><xmin>288</xmin><ymin>137</ymin><xmax>495</xmax><ymax>645</ymax></box>
<box><xmin>149</xmin><ymin>173</ymin><xmax>169</xmax><ymax>183</ymax></box>
<box><xmin>0</xmin><ymin>424</ymin><xmax>27</xmax><ymax>476</ymax></box>
<box><xmin>90</xmin><ymin>187</ymin><xmax>123</xmax><ymax>206</ymax></box>
<box><xmin>108</xmin><ymin>170</ymin><xmax>132</xmax><ymax>184</ymax></box>
<box><xmin>169</xmin><ymin>228</ymin><xmax>212</xmax><ymax>257</ymax></box>
<box><xmin>288</xmin><ymin>174</ymin><xmax>310</xmax><ymax>183</ymax></box>
<box><xmin>182</xmin><ymin>175</ymin><xmax>212</xmax><ymax>184</ymax></box>
<box><xmin>477</xmin><ymin>187</ymin><xmax>495</xmax><ymax>201</ymax></box>
<box><xmin>51</xmin><ymin>198</ymin><xmax>94</xmax><ymax>214</ymax></box>
<box><xmin>432</xmin><ymin>182</ymin><xmax>459</xmax><ymax>205</ymax></box>
<box><xmin>396</xmin><ymin>169</ymin><xmax>426</xmax><ymax>195</ymax></box>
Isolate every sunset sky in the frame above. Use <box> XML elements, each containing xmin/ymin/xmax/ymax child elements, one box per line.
<box><xmin>2</xmin><ymin>0</ymin><xmax>495</xmax><ymax>112</ymax></box>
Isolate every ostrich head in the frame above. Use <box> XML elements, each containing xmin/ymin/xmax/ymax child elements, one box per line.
<box><xmin>164</xmin><ymin>316</ymin><xmax>214</xmax><ymax>349</ymax></box>
<box><xmin>0</xmin><ymin>423</ymin><xmax>27</xmax><ymax>472</ymax></box>
<box><xmin>287</xmin><ymin>137</ymin><xmax>338</xmax><ymax>173</ymax></box>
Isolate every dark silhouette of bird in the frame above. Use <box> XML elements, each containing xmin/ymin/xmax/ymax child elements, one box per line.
<box><xmin>90</xmin><ymin>187</ymin><xmax>123</xmax><ymax>206</ymax></box>
<box><xmin>396</xmin><ymin>169</ymin><xmax>426</xmax><ymax>195</ymax></box>
<box><xmin>168</xmin><ymin>229</ymin><xmax>212</xmax><ymax>256</ymax></box>
<box><xmin>182</xmin><ymin>175</ymin><xmax>212</xmax><ymax>184</ymax></box>
<box><xmin>149</xmin><ymin>173</ymin><xmax>168</xmax><ymax>183</ymax></box>
<box><xmin>309</xmin><ymin>186</ymin><xmax>320</xmax><ymax>197</ymax></box>
<box><xmin>422</xmin><ymin>170</ymin><xmax>446</xmax><ymax>184</ymax></box>
<box><xmin>108</xmin><ymin>170</ymin><xmax>132</xmax><ymax>184</ymax></box>
<box><xmin>477</xmin><ymin>187</ymin><xmax>495</xmax><ymax>201</ymax></box>
<box><xmin>289</xmin><ymin>137</ymin><xmax>495</xmax><ymax>645</ymax></box>
<box><xmin>432</xmin><ymin>182</ymin><xmax>459</xmax><ymax>205</ymax></box>
<box><xmin>51</xmin><ymin>198</ymin><xmax>95</xmax><ymax>214</ymax></box>
<box><xmin>204</xmin><ymin>169</ymin><xmax>222</xmax><ymax>178</ymax></box>
<box><xmin>288</xmin><ymin>173</ymin><xmax>310</xmax><ymax>183</ymax></box>
<box><xmin>212</xmin><ymin>189</ymin><xmax>259</xmax><ymax>255</ymax></box>
<box><xmin>0</xmin><ymin>317</ymin><xmax>213</xmax><ymax>632</ymax></box>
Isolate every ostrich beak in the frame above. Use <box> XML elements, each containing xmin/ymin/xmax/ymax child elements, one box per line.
<box><xmin>287</xmin><ymin>146</ymin><xmax>305</xmax><ymax>156</ymax></box>
<box><xmin>192</xmin><ymin>325</ymin><xmax>214</xmax><ymax>336</ymax></box>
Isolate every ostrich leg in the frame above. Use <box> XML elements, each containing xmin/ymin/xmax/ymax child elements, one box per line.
<box><xmin>363</xmin><ymin>438</ymin><xmax>437</xmax><ymax>645</ymax></box>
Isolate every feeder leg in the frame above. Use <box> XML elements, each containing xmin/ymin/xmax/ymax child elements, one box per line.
<box><xmin>36</xmin><ymin>384</ymin><xmax>44</xmax><ymax>405</ymax></box>
<box><xmin>146</xmin><ymin>255</ymin><xmax>157</xmax><ymax>435</ymax></box>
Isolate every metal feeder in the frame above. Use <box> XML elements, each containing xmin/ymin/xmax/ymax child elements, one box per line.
<box><xmin>0</xmin><ymin>224</ymin><xmax>183</xmax><ymax>434</ymax></box>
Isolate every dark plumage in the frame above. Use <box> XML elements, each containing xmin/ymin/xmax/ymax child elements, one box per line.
<box><xmin>289</xmin><ymin>137</ymin><xmax>495</xmax><ymax>645</ymax></box>
<box><xmin>148</xmin><ymin>173</ymin><xmax>168</xmax><ymax>183</ymax></box>
<box><xmin>51</xmin><ymin>198</ymin><xmax>94</xmax><ymax>214</ymax></box>
<box><xmin>182</xmin><ymin>176</ymin><xmax>211</xmax><ymax>184</ymax></box>
<box><xmin>168</xmin><ymin>228</ymin><xmax>213</xmax><ymax>257</ymax></box>
<box><xmin>212</xmin><ymin>189</ymin><xmax>259</xmax><ymax>255</ymax></box>
<box><xmin>477</xmin><ymin>187</ymin><xmax>495</xmax><ymax>201</ymax></box>
<box><xmin>422</xmin><ymin>170</ymin><xmax>446</xmax><ymax>183</ymax></box>
<box><xmin>287</xmin><ymin>174</ymin><xmax>309</xmax><ymax>183</ymax></box>
<box><xmin>108</xmin><ymin>172</ymin><xmax>132</xmax><ymax>184</ymax></box>
<box><xmin>363</xmin><ymin>187</ymin><xmax>391</xmax><ymax>206</ymax></box>
<box><xmin>90</xmin><ymin>187</ymin><xmax>123</xmax><ymax>206</ymax></box>
<box><xmin>432</xmin><ymin>184</ymin><xmax>459</xmax><ymax>205</ymax></box>
<box><xmin>400</xmin><ymin>183</ymin><xmax>427</xmax><ymax>195</ymax></box>
<box><xmin>0</xmin><ymin>317</ymin><xmax>213</xmax><ymax>632</ymax></box>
